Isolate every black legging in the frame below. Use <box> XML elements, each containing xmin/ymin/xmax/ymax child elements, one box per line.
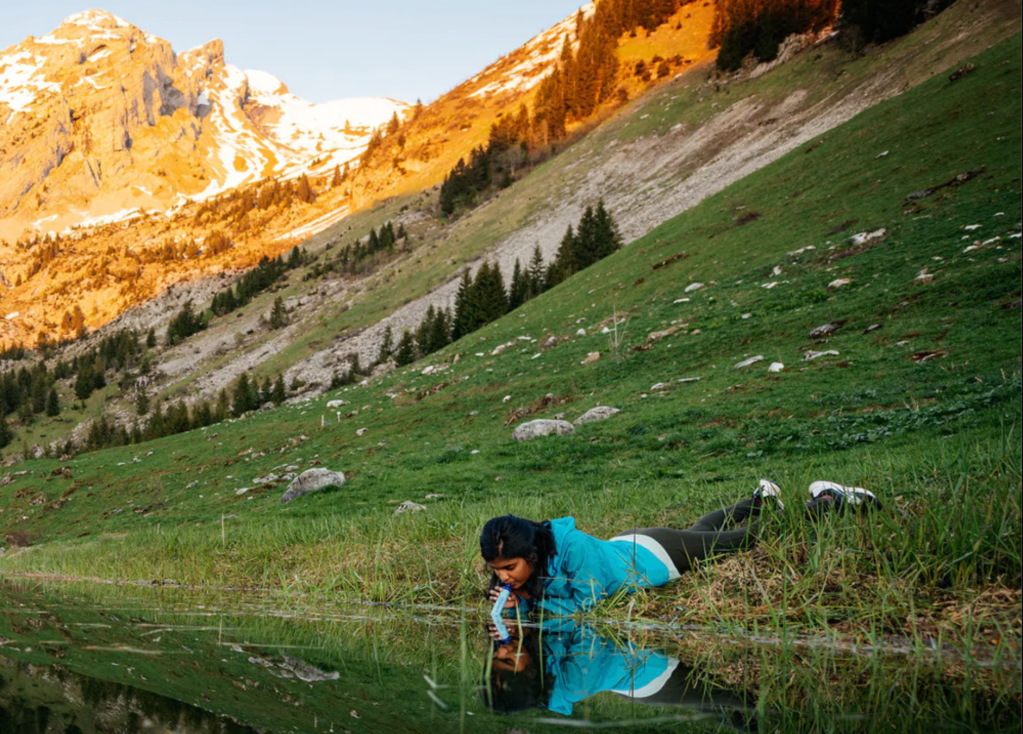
<box><xmin>615</xmin><ymin>497</ymin><xmax>838</xmax><ymax>573</ymax></box>
<box><xmin>613</xmin><ymin>499</ymin><xmax>761</xmax><ymax>574</ymax></box>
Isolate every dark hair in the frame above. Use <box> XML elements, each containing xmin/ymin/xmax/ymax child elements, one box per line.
<box><xmin>480</xmin><ymin>515</ymin><xmax>556</xmax><ymax>602</ymax></box>
<box><xmin>480</xmin><ymin>626</ymin><xmax>553</xmax><ymax>713</ymax></box>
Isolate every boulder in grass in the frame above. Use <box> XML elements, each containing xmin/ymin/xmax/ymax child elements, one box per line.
<box><xmin>280</xmin><ymin>468</ymin><xmax>345</xmax><ymax>503</ymax></box>
<box><xmin>573</xmin><ymin>407</ymin><xmax>620</xmax><ymax>426</ymax></box>
<box><xmin>394</xmin><ymin>500</ymin><xmax>426</xmax><ymax>515</ymax></box>
<box><xmin>513</xmin><ymin>419</ymin><xmax>574</xmax><ymax>442</ymax></box>
<box><xmin>809</xmin><ymin>322</ymin><xmax>843</xmax><ymax>339</ymax></box>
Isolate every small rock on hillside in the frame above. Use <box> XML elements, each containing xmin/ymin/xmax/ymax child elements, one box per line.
<box><xmin>513</xmin><ymin>420</ymin><xmax>575</xmax><ymax>441</ymax></box>
<box><xmin>280</xmin><ymin>468</ymin><xmax>346</xmax><ymax>503</ymax></box>
<box><xmin>394</xmin><ymin>501</ymin><xmax>426</xmax><ymax>515</ymax></box>
<box><xmin>573</xmin><ymin>407</ymin><xmax>620</xmax><ymax>425</ymax></box>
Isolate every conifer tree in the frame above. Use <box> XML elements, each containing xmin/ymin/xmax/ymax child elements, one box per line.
<box><xmin>416</xmin><ymin>305</ymin><xmax>436</xmax><ymax>356</ymax></box>
<box><xmin>387</xmin><ymin>111</ymin><xmax>401</xmax><ymax>135</ymax></box>
<box><xmin>271</xmin><ymin>375</ymin><xmax>287</xmax><ymax>405</ymax></box>
<box><xmin>427</xmin><ymin>307</ymin><xmax>451</xmax><ymax>354</ymax></box>
<box><xmin>394</xmin><ymin>329</ymin><xmax>417</xmax><ymax>367</ymax></box>
<box><xmin>135</xmin><ymin>390</ymin><xmax>150</xmax><ymax>416</ymax></box>
<box><xmin>331</xmin><ymin>165</ymin><xmax>343</xmax><ymax>187</ymax></box>
<box><xmin>232</xmin><ymin>373</ymin><xmax>256</xmax><ymax>417</ymax></box>
<box><xmin>0</xmin><ymin>415</ymin><xmax>14</xmax><ymax>449</ymax></box>
<box><xmin>509</xmin><ymin>259</ymin><xmax>528</xmax><ymax>310</ymax></box>
<box><xmin>527</xmin><ymin>244</ymin><xmax>546</xmax><ymax>297</ymax></box>
<box><xmin>269</xmin><ymin>297</ymin><xmax>288</xmax><ymax>330</ymax></box>
<box><xmin>216</xmin><ymin>389</ymin><xmax>231</xmax><ymax>422</ymax></box>
<box><xmin>451</xmin><ymin>269</ymin><xmax>475</xmax><ymax>340</ymax></box>
<box><xmin>46</xmin><ymin>388</ymin><xmax>60</xmax><ymax>417</ymax></box>
<box><xmin>548</xmin><ymin>224</ymin><xmax>577</xmax><ymax>287</ymax></box>
<box><xmin>296</xmin><ymin>174</ymin><xmax>315</xmax><ymax>204</ymax></box>
<box><xmin>474</xmin><ymin>262</ymin><xmax>509</xmax><ymax>325</ymax></box>
<box><xmin>592</xmin><ymin>199</ymin><xmax>623</xmax><ymax>260</ymax></box>
<box><xmin>377</xmin><ymin>325</ymin><xmax>394</xmax><ymax>364</ymax></box>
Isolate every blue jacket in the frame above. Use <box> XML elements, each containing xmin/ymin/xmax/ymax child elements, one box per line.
<box><xmin>519</xmin><ymin>517</ymin><xmax>673</xmax><ymax>616</ymax></box>
<box><xmin>542</xmin><ymin>622</ymin><xmax>675</xmax><ymax>716</ymax></box>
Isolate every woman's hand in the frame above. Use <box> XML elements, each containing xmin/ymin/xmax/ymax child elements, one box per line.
<box><xmin>488</xmin><ymin>587</ymin><xmax>518</xmax><ymax>609</ymax></box>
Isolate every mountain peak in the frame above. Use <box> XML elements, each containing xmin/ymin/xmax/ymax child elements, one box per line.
<box><xmin>61</xmin><ymin>9</ymin><xmax>132</xmax><ymax>31</ymax></box>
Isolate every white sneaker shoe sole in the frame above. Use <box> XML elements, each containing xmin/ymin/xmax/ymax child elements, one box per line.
<box><xmin>755</xmin><ymin>479</ymin><xmax>785</xmax><ymax>510</ymax></box>
<box><xmin>808</xmin><ymin>480</ymin><xmax>878</xmax><ymax>507</ymax></box>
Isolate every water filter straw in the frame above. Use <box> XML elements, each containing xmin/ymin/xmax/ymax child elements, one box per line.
<box><xmin>490</xmin><ymin>584</ymin><xmax>512</xmax><ymax>644</ymax></box>
<box><xmin>491</xmin><ymin>584</ymin><xmax>512</xmax><ymax>616</ymax></box>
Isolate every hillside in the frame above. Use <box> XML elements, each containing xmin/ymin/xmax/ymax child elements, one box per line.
<box><xmin>1</xmin><ymin>0</ymin><xmax>1007</xmax><ymax>455</ymax></box>
<box><xmin>1</xmin><ymin>1</ymin><xmax>711</xmax><ymax>347</ymax></box>
<box><xmin>2</xmin><ymin>21</ymin><xmax>1019</xmax><ymax>652</ymax></box>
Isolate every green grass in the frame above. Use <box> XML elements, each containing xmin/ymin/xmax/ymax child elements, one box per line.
<box><xmin>2</xmin><ymin>29</ymin><xmax>1021</xmax><ymax>653</ymax></box>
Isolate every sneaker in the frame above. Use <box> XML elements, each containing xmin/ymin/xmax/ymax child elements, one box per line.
<box><xmin>753</xmin><ymin>479</ymin><xmax>785</xmax><ymax>510</ymax></box>
<box><xmin>808</xmin><ymin>481</ymin><xmax>881</xmax><ymax>510</ymax></box>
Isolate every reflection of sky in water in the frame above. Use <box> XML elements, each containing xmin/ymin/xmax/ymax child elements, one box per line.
<box><xmin>0</xmin><ymin>582</ymin><xmax>1018</xmax><ymax>733</ymax></box>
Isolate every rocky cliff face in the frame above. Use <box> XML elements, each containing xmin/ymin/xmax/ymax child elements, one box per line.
<box><xmin>0</xmin><ymin>10</ymin><xmax>405</xmax><ymax>241</ymax></box>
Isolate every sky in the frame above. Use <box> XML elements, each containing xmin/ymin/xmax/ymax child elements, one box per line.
<box><xmin>2</xmin><ymin>1</ymin><xmax>587</xmax><ymax>104</ymax></box>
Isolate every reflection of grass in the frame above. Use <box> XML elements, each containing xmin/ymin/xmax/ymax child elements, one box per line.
<box><xmin>0</xmin><ymin>580</ymin><xmax>1018</xmax><ymax>732</ymax></box>
<box><xmin>2</xmin><ymin>29</ymin><xmax>1022</xmax><ymax>655</ymax></box>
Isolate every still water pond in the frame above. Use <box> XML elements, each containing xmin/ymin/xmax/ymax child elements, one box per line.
<box><xmin>0</xmin><ymin>579</ymin><xmax>1018</xmax><ymax>733</ymax></box>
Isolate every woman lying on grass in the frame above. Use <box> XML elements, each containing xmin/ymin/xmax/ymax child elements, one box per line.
<box><xmin>481</xmin><ymin>481</ymin><xmax>880</xmax><ymax>616</ymax></box>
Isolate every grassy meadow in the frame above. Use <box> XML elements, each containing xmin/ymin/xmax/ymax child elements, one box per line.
<box><xmin>1</xmin><ymin>30</ymin><xmax>1020</xmax><ymax>657</ymax></box>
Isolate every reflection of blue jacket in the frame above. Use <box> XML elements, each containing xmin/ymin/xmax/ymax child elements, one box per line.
<box><xmin>542</xmin><ymin>623</ymin><xmax>675</xmax><ymax>716</ymax></box>
<box><xmin>520</xmin><ymin>517</ymin><xmax>672</xmax><ymax>616</ymax></box>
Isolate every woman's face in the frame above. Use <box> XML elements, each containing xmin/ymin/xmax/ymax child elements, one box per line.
<box><xmin>487</xmin><ymin>555</ymin><xmax>534</xmax><ymax>590</ymax></box>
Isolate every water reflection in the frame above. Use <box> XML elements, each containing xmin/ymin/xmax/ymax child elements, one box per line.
<box><xmin>0</xmin><ymin>579</ymin><xmax>1018</xmax><ymax>733</ymax></box>
<box><xmin>485</xmin><ymin>619</ymin><xmax>754</xmax><ymax>729</ymax></box>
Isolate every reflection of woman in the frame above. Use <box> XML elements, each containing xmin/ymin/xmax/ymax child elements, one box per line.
<box><xmin>485</xmin><ymin>620</ymin><xmax>755</xmax><ymax>725</ymax></box>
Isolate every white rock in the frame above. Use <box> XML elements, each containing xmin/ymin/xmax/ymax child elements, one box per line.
<box><xmin>772</xmin><ymin>265</ymin><xmax>783</xmax><ymax>276</ymax></box>
<box><xmin>502</xmin><ymin>395</ymin><xmax>512</xmax><ymax>403</ymax></box>
<box><xmin>281</xmin><ymin>468</ymin><xmax>346</xmax><ymax>503</ymax></box>
<box><xmin>742</xmin><ymin>313</ymin><xmax>752</xmax><ymax>320</ymax></box>
<box><xmin>828</xmin><ymin>278</ymin><xmax>852</xmax><ymax>289</ymax></box>
<box><xmin>804</xmin><ymin>350</ymin><xmax>840</xmax><ymax>361</ymax></box>
<box><xmin>850</xmin><ymin>228</ymin><xmax>887</xmax><ymax>246</ymax></box>
<box><xmin>963</xmin><ymin>224</ymin><xmax>982</xmax><ymax>231</ymax></box>
<box><xmin>326</xmin><ymin>400</ymin><xmax>347</xmax><ymax>409</ymax></box>
<box><xmin>650</xmin><ymin>382</ymin><xmax>669</xmax><ymax>391</ymax></box>
<box><xmin>734</xmin><ymin>355</ymin><xmax>764</xmax><ymax>369</ymax></box>
<box><xmin>356</xmin><ymin>428</ymin><xmax>367</xmax><ymax>436</ymax></box>
<box><xmin>673</xmin><ymin>297</ymin><xmax>691</xmax><ymax>304</ymax></box>
<box><xmin>394</xmin><ymin>501</ymin><xmax>426</xmax><ymax>515</ymax></box>
<box><xmin>512</xmin><ymin>420</ymin><xmax>575</xmax><ymax>441</ymax></box>
<box><xmin>676</xmin><ymin>377</ymin><xmax>701</xmax><ymax>383</ymax></box>
<box><xmin>684</xmin><ymin>282</ymin><xmax>704</xmax><ymax>293</ymax></box>
<box><xmin>768</xmin><ymin>362</ymin><xmax>785</xmax><ymax>373</ymax></box>
<box><xmin>573</xmin><ymin>406</ymin><xmax>620</xmax><ymax>425</ymax></box>
<box><xmin>576</xmin><ymin>328</ymin><xmax>587</xmax><ymax>336</ymax></box>
<box><xmin>915</xmin><ymin>269</ymin><xmax>935</xmax><ymax>284</ymax></box>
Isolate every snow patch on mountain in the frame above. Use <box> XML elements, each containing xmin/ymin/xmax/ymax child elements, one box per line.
<box><xmin>468</xmin><ymin>1</ymin><xmax>595</xmax><ymax>99</ymax></box>
<box><xmin>246</xmin><ymin>68</ymin><xmax>406</xmax><ymax>171</ymax></box>
<box><xmin>0</xmin><ymin>49</ymin><xmax>61</xmax><ymax>118</ymax></box>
